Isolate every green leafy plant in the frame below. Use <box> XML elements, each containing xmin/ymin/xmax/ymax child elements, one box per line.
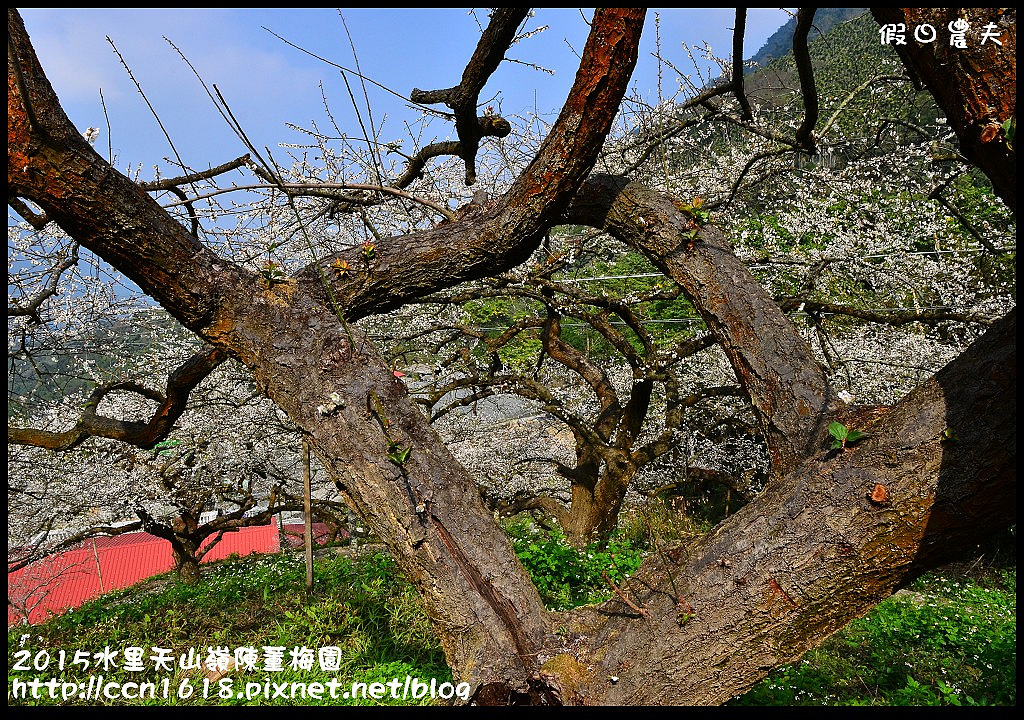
<box><xmin>733</xmin><ymin>565</ymin><xmax>1017</xmax><ymax>706</ymax></box>
<box><xmin>367</xmin><ymin>392</ymin><xmax>412</xmax><ymax>467</ymax></box>
<box><xmin>1002</xmin><ymin>116</ymin><xmax>1015</xmax><ymax>151</ymax></box>
<box><xmin>506</xmin><ymin>521</ymin><xmax>644</xmax><ymax>611</ymax></box>
<box><xmin>387</xmin><ymin>441</ymin><xmax>412</xmax><ymax>466</ymax></box>
<box><xmin>153</xmin><ymin>438</ymin><xmax>181</xmax><ymax>456</ymax></box>
<box><xmin>260</xmin><ymin>260</ymin><xmax>288</xmax><ymax>285</ymax></box>
<box><xmin>674</xmin><ymin>196</ymin><xmax>711</xmax><ymax>225</ymax></box>
<box><xmin>829</xmin><ymin>421</ymin><xmax>867</xmax><ymax>450</ymax></box>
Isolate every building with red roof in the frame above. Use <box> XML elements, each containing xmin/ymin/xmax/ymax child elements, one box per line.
<box><xmin>8</xmin><ymin>521</ymin><xmax>280</xmax><ymax>626</ymax></box>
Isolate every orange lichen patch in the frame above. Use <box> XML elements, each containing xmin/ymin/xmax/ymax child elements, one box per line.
<box><xmin>980</xmin><ymin>122</ymin><xmax>1002</xmax><ymax>143</ymax></box>
<box><xmin>262</xmin><ymin>277</ymin><xmax>297</xmax><ymax>306</ymax></box>
<box><xmin>199</xmin><ymin>316</ymin><xmax>248</xmax><ymax>364</ymax></box>
<box><xmin>868</xmin><ymin>483</ymin><xmax>890</xmax><ymax>506</ymax></box>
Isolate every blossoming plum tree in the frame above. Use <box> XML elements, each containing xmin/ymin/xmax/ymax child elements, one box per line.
<box><xmin>8</xmin><ymin>7</ymin><xmax>1015</xmax><ymax>705</ymax></box>
<box><xmin>376</xmin><ymin>10</ymin><xmax>1014</xmax><ymax>550</ymax></box>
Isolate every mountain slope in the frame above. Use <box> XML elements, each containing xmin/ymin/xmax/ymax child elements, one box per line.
<box><xmin>747</xmin><ymin>8</ymin><xmax>869</xmax><ymax>72</ymax></box>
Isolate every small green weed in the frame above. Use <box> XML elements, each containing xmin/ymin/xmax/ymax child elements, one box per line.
<box><xmin>828</xmin><ymin>421</ymin><xmax>867</xmax><ymax>451</ymax></box>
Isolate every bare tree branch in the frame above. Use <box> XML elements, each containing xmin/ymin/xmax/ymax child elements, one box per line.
<box><xmin>411</xmin><ymin>8</ymin><xmax>529</xmax><ymax>184</ymax></box>
<box><xmin>778</xmin><ymin>298</ymin><xmax>999</xmax><ymax>327</ymax></box>
<box><xmin>8</xmin><ymin>347</ymin><xmax>227</xmax><ymax>451</ymax></box>
<box><xmin>137</xmin><ymin>155</ymin><xmax>251</xmax><ymax>191</ymax></box>
<box><xmin>731</xmin><ymin>7</ymin><xmax>753</xmax><ymax>121</ymax></box>
<box><xmin>8</xmin><ymin>195</ymin><xmax>49</xmax><ymax>229</ymax></box>
<box><xmin>792</xmin><ymin>8</ymin><xmax>819</xmax><ymax>153</ymax></box>
<box><xmin>7</xmin><ymin>242</ymin><xmax>78</xmax><ymax>321</ymax></box>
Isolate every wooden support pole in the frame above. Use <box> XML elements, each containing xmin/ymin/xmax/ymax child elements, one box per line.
<box><xmin>303</xmin><ymin>439</ymin><xmax>314</xmax><ymax>591</ymax></box>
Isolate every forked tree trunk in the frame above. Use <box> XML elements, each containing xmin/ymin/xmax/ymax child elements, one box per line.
<box><xmin>563</xmin><ymin>310</ymin><xmax>1016</xmax><ymax>703</ymax></box>
<box><xmin>563</xmin><ymin>462</ymin><xmax>638</xmax><ymax>548</ymax></box>
<box><xmin>8</xmin><ymin>7</ymin><xmax>1014</xmax><ymax>705</ymax></box>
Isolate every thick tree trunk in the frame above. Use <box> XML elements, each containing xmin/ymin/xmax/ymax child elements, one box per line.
<box><xmin>563</xmin><ymin>461</ymin><xmax>638</xmax><ymax>548</ymax></box>
<box><xmin>173</xmin><ymin>547</ymin><xmax>201</xmax><ymax>585</ymax></box>
<box><xmin>581</xmin><ymin>310</ymin><xmax>1015</xmax><ymax>704</ymax></box>
<box><xmin>170</xmin><ymin>517</ymin><xmax>202</xmax><ymax>585</ymax></box>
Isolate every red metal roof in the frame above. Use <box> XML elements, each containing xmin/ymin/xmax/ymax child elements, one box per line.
<box><xmin>202</xmin><ymin>523</ymin><xmax>279</xmax><ymax>561</ymax></box>
<box><xmin>280</xmin><ymin>522</ymin><xmax>345</xmax><ymax>549</ymax></box>
<box><xmin>8</xmin><ymin>522</ymin><xmax>279</xmax><ymax>626</ymax></box>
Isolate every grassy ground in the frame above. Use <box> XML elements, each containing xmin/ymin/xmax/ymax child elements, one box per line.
<box><xmin>8</xmin><ymin>550</ymin><xmax>450</xmax><ymax>706</ymax></box>
<box><xmin>7</xmin><ymin>526</ymin><xmax>1016</xmax><ymax>706</ymax></box>
<box><xmin>732</xmin><ymin>565</ymin><xmax>1016</xmax><ymax>706</ymax></box>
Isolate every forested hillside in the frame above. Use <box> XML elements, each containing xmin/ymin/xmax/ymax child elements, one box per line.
<box><xmin>747</xmin><ymin>8</ymin><xmax>869</xmax><ymax>72</ymax></box>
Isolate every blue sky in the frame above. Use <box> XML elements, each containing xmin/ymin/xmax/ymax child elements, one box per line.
<box><xmin>18</xmin><ymin>8</ymin><xmax>792</xmax><ymax>180</ymax></box>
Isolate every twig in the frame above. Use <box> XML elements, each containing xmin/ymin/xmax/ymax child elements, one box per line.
<box><xmin>107</xmin><ymin>37</ymin><xmax>199</xmax><ymax>208</ymax></box>
<box><xmin>601</xmin><ymin>570</ymin><xmax>649</xmax><ymax>617</ymax></box>
<box><xmin>159</xmin><ymin>181</ymin><xmax>456</xmax><ymax>221</ymax></box>
<box><xmin>8</xmin><ymin>242</ymin><xmax>79</xmax><ymax>319</ymax></box>
<box><xmin>262</xmin><ymin>26</ymin><xmax>444</xmax><ymax>115</ymax></box>
<box><xmin>99</xmin><ymin>88</ymin><xmax>113</xmax><ymax>163</ymax></box>
<box><xmin>337</xmin><ymin>10</ymin><xmax>385</xmax><ymax>185</ymax></box>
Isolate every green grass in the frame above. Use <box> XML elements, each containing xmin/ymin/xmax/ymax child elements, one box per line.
<box><xmin>8</xmin><ymin>551</ymin><xmax>450</xmax><ymax>706</ymax></box>
<box><xmin>732</xmin><ymin>567</ymin><xmax>1016</xmax><ymax>706</ymax></box>
<box><xmin>8</xmin><ymin>541</ymin><xmax>1015</xmax><ymax>706</ymax></box>
<box><xmin>504</xmin><ymin>519</ymin><xmax>646</xmax><ymax>611</ymax></box>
